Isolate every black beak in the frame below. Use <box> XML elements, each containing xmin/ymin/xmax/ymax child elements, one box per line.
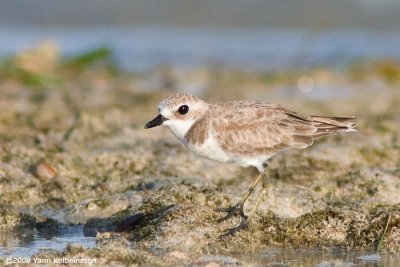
<box><xmin>144</xmin><ymin>114</ymin><xmax>168</xmax><ymax>129</ymax></box>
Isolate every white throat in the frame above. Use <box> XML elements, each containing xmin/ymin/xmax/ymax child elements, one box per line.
<box><xmin>163</xmin><ymin>119</ymin><xmax>195</xmax><ymax>142</ymax></box>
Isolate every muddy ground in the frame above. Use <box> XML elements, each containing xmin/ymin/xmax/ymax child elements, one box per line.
<box><xmin>0</xmin><ymin>43</ymin><xmax>400</xmax><ymax>266</ymax></box>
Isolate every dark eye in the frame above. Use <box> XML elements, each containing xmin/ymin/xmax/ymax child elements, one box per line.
<box><xmin>178</xmin><ymin>105</ymin><xmax>189</xmax><ymax>115</ymax></box>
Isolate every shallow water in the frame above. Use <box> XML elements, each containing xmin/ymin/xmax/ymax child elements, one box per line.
<box><xmin>1</xmin><ymin>26</ymin><xmax>400</xmax><ymax>71</ymax></box>
<box><xmin>0</xmin><ymin>225</ymin><xmax>96</xmax><ymax>257</ymax></box>
<box><xmin>235</xmin><ymin>249</ymin><xmax>398</xmax><ymax>266</ymax></box>
<box><xmin>0</xmin><ymin>226</ymin><xmax>397</xmax><ymax>267</ymax></box>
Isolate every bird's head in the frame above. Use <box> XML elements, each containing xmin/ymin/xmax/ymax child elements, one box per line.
<box><xmin>145</xmin><ymin>93</ymin><xmax>209</xmax><ymax>140</ymax></box>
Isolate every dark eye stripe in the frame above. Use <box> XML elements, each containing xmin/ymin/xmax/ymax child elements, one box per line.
<box><xmin>178</xmin><ymin>105</ymin><xmax>189</xmax><ymax>115</ymax></box>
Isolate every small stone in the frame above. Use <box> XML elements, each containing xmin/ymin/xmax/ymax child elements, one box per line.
<box><xmin>35</xmin><ymin>160</ymin><xmax>57</xmax><ymax>179</ymax></box>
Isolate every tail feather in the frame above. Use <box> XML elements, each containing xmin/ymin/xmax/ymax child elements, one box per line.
<box><xmin>310</xmin><ymin>115</ymin><xmax>357</xmax><ymax>138</ymax></box>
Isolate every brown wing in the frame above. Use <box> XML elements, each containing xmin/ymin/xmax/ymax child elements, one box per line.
<box><xmin>211</xmin><ymin>102</ymin><xmax>317</xmax><ymax>156</ymax></box>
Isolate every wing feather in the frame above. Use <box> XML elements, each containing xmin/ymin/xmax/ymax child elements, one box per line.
<box><xmin>211</xmin><ymin>102</ymin><xmax>317</xmax><ymax>156</ymax></box>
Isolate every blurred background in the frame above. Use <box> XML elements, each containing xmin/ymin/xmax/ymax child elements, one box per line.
<box><xmin>1</xmin><ymin>0</ymin><xmax>400</xmax><ymax>71</ymax></box>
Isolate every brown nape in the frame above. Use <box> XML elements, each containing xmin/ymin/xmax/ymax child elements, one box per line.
<box><xmin>310</xmin><ymin>116</ymin><xmax>357</xmax><ymax>138</ymax></box>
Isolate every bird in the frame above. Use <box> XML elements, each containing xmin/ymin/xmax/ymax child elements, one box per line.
<box><xmin>145</xmin><ymin>93</ymin><xmax>356</xmax><ymax>235</ymax></box>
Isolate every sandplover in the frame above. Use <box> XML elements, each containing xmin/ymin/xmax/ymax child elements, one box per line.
<box><xmin>145</xmin><ymin>93</ymin><xmax>356</xmax><ymax>235</ymax></box>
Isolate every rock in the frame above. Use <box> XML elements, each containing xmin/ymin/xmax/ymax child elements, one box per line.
<box><xmin>0</xmin><ymin>207</ymin><xmax>36</xmax><ymax>231</ymax></box>
<box><xmin>34</xmin><ymin>160</ymin><xmax>57</xmax><ymax>179</ymax></box>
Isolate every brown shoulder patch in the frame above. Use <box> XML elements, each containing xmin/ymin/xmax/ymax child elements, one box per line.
<box><xmin>185</xmin><ymin>116</ymin><xmax>209</xmax><ymax>145</ymax></box>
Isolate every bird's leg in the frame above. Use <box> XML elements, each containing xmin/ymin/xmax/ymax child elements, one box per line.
<box><xmin>215</xmin><ymin>173</ymin><xmax>262</xmax><ymax>222</ymax></box>
<box><xmin>221</xmin><ymin>170</ymin><xmax>269</xmax><ymax>236</ymax></box>
<box><xmin>246</xmin><ymin>172</ymin><xmax>269</xmax><ymax>223</ymax></box>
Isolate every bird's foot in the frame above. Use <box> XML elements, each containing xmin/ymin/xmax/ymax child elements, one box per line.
<box><xmin>215</xmin><ymin>203</ymin><xmax>247</xmax><ymax>222</ymax></box>
<box><xmin>220</xmin><ymin>220</ymin><xmax>248</xmax><ymax>237</ymax></box>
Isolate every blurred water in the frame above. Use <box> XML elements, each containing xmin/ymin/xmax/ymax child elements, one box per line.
<box><xmin>1</xmin><ymin>26</ymin><xmax>400</xmax><ymax>71</ymax></box>
<box><xmin>236</xmin><ymin>249</ymin><xmax>399</xmax><ymax>267</ymax></box>
<box><xmin>0</xmin><ymin>225</ymin><xmax>96</xmax><ymax>257</ymax></box>
<box><xmin>1</xmin><ymin>1</ymin><xmax>400</xmax><ymax>30</ymax></box>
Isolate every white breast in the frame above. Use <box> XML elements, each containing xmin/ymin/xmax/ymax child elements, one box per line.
<box><xmin>185</xmin><ymin>128</ymin><xmax>232</xmax><ymax>163</ymax></box>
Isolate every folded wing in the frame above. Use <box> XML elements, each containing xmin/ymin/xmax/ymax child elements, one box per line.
<box><xmin>212</xmin><ymin>102</ymin><xmax>355</xmax><ymax>157</ymax></box>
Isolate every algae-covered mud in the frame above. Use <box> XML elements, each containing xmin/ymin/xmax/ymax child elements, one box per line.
<box><xmin>0</xmin><ymin>42</ymin><xmax>400</xmax><ymax>266</ymax></box>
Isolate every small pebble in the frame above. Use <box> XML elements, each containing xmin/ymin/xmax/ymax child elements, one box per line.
<box><xmin>35</xmin><ymin>160</ymin><xmax>57</xmax><ymax>179</ymax></box>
